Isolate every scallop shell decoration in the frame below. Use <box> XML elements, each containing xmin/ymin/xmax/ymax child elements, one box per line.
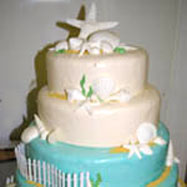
<box><xmin>88</xmin><ymin>31</ymin><xmax>120</xmax><ymax>49</ymax></box>
<box><xmin>21</xmin><ymin>126</ymin><xmax>39</xmax><ymax>144</ymax></box>
<box><xmin>92</xmin><ymin>78</ymin><xmax>115</xmax><ymax>99</ymax></box>
<box><xmin>136</xmin><ymin>122</ymin><xmax>157</xmax><ymax>144</ymax></box>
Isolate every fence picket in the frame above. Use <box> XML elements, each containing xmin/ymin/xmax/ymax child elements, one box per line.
<box><xmin>28</xmin><ymin>158</ymin><xmax>32</xmax><ymax>181</ymax></box>
<box><xmin>51</xmin><ymin>165</ymin><xmax>55</xmax><ymax>187</ymax></box>
<box><xmin>86</xmin><ymin>172</ymin><xmax>91</xmax><ymax>187</ymax></box>
<box><xmin>58</xmin><ymin>170</ymin><xmax>62</xmax><ymax>187</ymax></box>
<box><xmin>47</xmin><ymin>163</ymin><xmax>51</xmax><ymax>186</ymax></box>
<box><xmin>62</xmin><ymin>172</ymin><xmax>65</xmax><ymax>187</ymax></box>
<box><xmin>43</xmin><ymin>161</ymin><xmax>46</xmax><ymax>186</ymax></box>
<box><xmin>33</xmin><ymin>159</ymin><xmax>37</xmax><ymax>182</ymax></box>
<box><xmin>37</xmin><ymin>160</ymin><xmax>41</xmax><ymax>184</ymax></box>
<box><xmin>67</xmin><ymin>173</ymin><xmax>71</xmax><ymax>187</ymax></box>
<box><xmin>80</xmin><ymin>172</ymin><xmax>84</xmax><ymax>187</ymax></box>
<box><xmin>55</xmin><ymin>167</ymin><xmax>58</xmax><ymax>187</ymax></box>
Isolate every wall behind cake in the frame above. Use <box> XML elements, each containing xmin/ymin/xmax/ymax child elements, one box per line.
<box><xmin>0</xmin><ymin>0</ymin><xmax>186</xmax><ymax>179</ymax></box>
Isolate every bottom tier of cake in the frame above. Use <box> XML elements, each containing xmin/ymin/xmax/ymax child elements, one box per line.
<box><xmin>15</xmin><ymin>122</ymin><xmax>179</xmax><ymax>187</ymax></box>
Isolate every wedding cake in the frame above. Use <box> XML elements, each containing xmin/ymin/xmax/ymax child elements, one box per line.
<box><xmin>13</xmin><ymin>3</ymin><xmax>180</xmax><ymax>187</ymax></box>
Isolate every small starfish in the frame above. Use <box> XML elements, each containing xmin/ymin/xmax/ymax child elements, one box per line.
<box><xmin>66</xmin><ymin>2</ymin><xmax>118</xmax><ymax>39</ymax></box>
<box><xmin>123</xmin><ymin>141</ymin><xmax>142</xmax><ymax>159</ymax></box>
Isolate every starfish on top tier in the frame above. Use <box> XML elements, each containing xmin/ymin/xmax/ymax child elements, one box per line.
<box><xmin>66</xmin><ymin>2</ymin><xmax>119</xmax><ymax>39</ymax></box>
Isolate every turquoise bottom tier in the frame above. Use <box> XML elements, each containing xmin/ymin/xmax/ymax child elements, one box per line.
<box><xmin>16</xmin><ymin>122</ymin><xmax>178</xmax><ymax>187</ymax></box>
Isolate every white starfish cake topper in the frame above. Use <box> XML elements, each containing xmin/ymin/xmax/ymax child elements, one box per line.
<box><xmin>66</xmin><ymin>2</ymin><xmax>119</xmax><ymax>39</ymax></box>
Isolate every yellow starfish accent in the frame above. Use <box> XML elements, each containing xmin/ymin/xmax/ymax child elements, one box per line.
<box><xmin>146</xmin><ymin>167</ymin><xmax>171</xmax><ymax>187</ymax></box>
<box><xmin>110</xmin><ymin>146</ymin><xmax>129</xmax><ymax>153</ymax></box>
<box><xmin>48</xmin><ymin>92</ymin><xmax>67</xmax><ymax>100</ymax></box>
<box><xmin>27</xmin><ymin>180</ymin><xmax>43</xmax><ymax>187</ymax></box>
<box><xmin>110</xmin><ymin>141</ymin><xmax>156</xmax><ymax>154</ymax></box>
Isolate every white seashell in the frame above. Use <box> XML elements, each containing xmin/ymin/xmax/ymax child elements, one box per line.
<box><xmin>21</xmin><ymin>126</ymin><xmax>39</xmax><ymax>144</ymax></box>
<box><xmin>55</xmin><ymin>40</ymin><xmax>68</xmax><ymax>51</ymax></box>
<box><xmin>69</xmin><ymin>37</ymin><xmax>84</xmax><ymax>51</ymax></box>
<box><xmin>107</xmin><ymin>90</ymin><xmax>132</xmax><ymax>102</ymax></box>
<box><xmin>48</xmin><ymin>130</ymin><xmax>59</xmax><ymax>144</ymax></box>
<box><xmin>88</xmin><ymin>46</ymin><xmax>101</xmax><ymax>55</ymax></box>
<box><xmin>100</xmin><ymin>41</ymin><xmax>113</xmax><ymax>54</ymax></box>
<box><xmin>67</xmin><ymin>89</ymin><xmax>86</xmax><ymax>102</ymax></box>
<box><xmin>136</xmin><ymin>122</ymin><xmax>157</xmax><ymax>144</ymax></box>
<box><xmin>34</xmin><ymin>114</ymin><xmax>49</xmax><ymax>140</ymax></box>
<box><xmin>154</xmin><ymin>137</ymin><xmax>166</xmax><ymax>145</ymax></box>
<box><xmin>166</xmin><ymin>140</ymin><xmax>174</xmax><ymax>166</ymax></box>
<box><xmin>92</xmin><ymin>78</ymin><xmax>115</xmax><ymax>99</ymax></box>
<box><xmin>89</xmin><ymin>31</ymin><xmax>120</xmax><ymax>49</ymax></box>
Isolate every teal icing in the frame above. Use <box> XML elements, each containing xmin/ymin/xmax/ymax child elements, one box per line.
<box><xmin>16</xmin><ymin>122</ymin><xmax>178</xmax><ymax>187</ymax></box>
<box><xmin>16</xmin><ymin>163</ymin><xmax>179</xmax><ymax>187</ymax></box>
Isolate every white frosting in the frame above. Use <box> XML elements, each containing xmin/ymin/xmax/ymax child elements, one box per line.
<box><xmin>37</xmin><ymin>85</ymin><xmax>160</xmax><ymax>147</ymax></box>
<box><xmin>46</xmin><ymin>47</ymin><xmax>148</xmax><ymax>95</ymax></box>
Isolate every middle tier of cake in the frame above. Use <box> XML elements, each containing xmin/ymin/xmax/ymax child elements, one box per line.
<box><xmin>37</xmin><ymin>85</ymin><xmax>160</xmax><ymax>147</ymax></box>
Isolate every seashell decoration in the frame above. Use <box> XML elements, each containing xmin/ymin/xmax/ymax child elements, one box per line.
<box><xmin>88</xmin><ymin>31</ymin><xmax>120</xmax><ymax>49</ymax></box>
<box><xmin>55</xmin><ymin>40</ymin><xmax>68</xmax><ymax>51</ymax></box>
<box><xmin>48</xmin><ymin>130</ymin><xmax>60</xmax><ymax>144</ymax></box>
<box><xmin>34</xmin><ymin>114</ymin><xmax>49</xmax><ymax>140</ymax></box>
<box><xmin>67</xmin><ymin>89</ymin><xmax>86</xmax><ymax>102</ymax></box>
<box><xmin>92</xmin><ymin>78</ymin><xmax>115</xmax><ymax>99</ymax></box>
<box><xmin>136</xmin><ymin>122</ymin><xmax>157</xmax><ymax>144</ymax></box>
<box><xmin>166</xmin><ymin>140</ymin><xmax>174</xmax><ymax>166</ymax></box>
<box><xmin>21</xmin><ymin>126</ymin><xmax>39</xmax><ymax>144</ymax></box>
<box><xmin>100</xmin><ymin>40</ymin><xmax>113</xmax><ymax>54</ymax></box>
<box><xmin>88</xmin><ymin>46</ymin><xmax>101</xmax><ymax>55</ymax></box>
<box><xmin>69</xmin><ymin>38</ymin><xmax>84</xmax><ymax>51</ymax></box>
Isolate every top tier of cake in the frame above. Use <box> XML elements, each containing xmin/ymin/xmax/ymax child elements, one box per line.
<box><xmin>47</xmin><ymin>46</ymin><xmax>148</xmax><ymax>96</ymax></box>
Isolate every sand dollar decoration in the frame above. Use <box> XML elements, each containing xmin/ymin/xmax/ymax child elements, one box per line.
<box><xmin>92</xmin><ymin>78</ymin><xmax>115</xmax><ymax>99</ymax></box>
<box><xmin>136</xmin><ymin>122</ymin><xmax>157</xmax><ymax>144</ymax></box>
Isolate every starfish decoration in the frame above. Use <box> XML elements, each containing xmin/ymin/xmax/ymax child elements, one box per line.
<box><xmin>65</xmin><ymin>2</ymin><xmax>118</xmax><ymax>39</ymax></box>
<box><xmin>123</xmin><ymin>142</ymin><xmax>142</xmax><ymax>159</ymax></box>
<box><xmin>123</xmin><ymin>139</ymin><xmax>153</xmax><ymax>159</ymax></box>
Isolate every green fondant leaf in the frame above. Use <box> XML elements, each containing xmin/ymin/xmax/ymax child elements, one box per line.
<box><xmin>90</xmin><ymin>173</ymin><xmax>102</xmax><ymax>187</ymax></box>
<box><xmin>87</xmin><ymin>86</ymin><xmax>94</xmax><ymax>98</ymax></box>
<box><xmin>80</xmin><ymin>75</ymin><xmax>86</xmax><ymax>96</ymax></box>
<box><xmin>114</xmin><ymin>47</ymin><xmax>126</xmax><ymax>54</ymax></box>
<box><xmin>96</xmin><ymin>173</ymin><xmax>102</xmax><ymax>186</ymax></box>
<box><xmin>56</xmin><ymin>49</ymin><xmax>66</xmax><ymax>54</ymax></box>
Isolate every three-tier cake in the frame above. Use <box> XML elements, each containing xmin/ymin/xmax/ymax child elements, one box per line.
<box><xmin>14</xmin><ymin>3</ymin><xmax>179</xmax><ymax>187</ymax></box>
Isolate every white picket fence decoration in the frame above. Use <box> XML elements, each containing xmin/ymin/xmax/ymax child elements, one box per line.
<box><xmin>6</xmin><ymin>175</ymin><xmax>15</xmax><ymax>185</ymax></box>
<box><xmin>15</xmin><ymin>143</ymin><xmax>92</xmax><ymax>187</ymax></box>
